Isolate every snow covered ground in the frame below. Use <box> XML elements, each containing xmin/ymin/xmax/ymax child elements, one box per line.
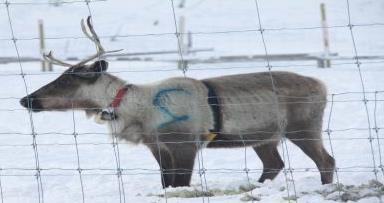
<box><xmin>0</xmin><ymin>0</ymin><xmax>383</xmax><ymax>202</ymax></box>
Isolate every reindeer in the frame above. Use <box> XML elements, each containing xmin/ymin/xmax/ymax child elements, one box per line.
<box><xmin>20</xmin><ymin>16</ymin><xmax>335</xmax><ymax>188</ymax></box>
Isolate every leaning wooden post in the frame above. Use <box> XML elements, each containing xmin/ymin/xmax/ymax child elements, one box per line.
<box><xmin>320</xmin><ymin>3</ymin><xmax>331</xmax><ymax>68</ymax></box>
<box><xmin>187</xmin><ymin>31</ymin><xmax>192</xmax><ymax>51</ymax></box>
<box><xmin>38</xmin><ymin>20</ymin><xmax>52</xmax><ymax>71</ymax></box>
<box><xmin>178</xmin><ymin>15</ymin><xmax>185</xmax><ymax>54</ymax></box>
<box><xmin>38</xmin><ymin>20</ymin><xmax>46</xmax><ymax>72</ymax></box>
<box><xmin>177</xmin><ymin>15</ymin><xmax>187</xmax><ymax>70</ymax></box>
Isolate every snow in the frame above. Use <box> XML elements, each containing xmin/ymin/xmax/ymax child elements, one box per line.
<box><xmin>0</xmin><ymin>0</ymin><xmax>383</xmax><ymax>202</ymax></box>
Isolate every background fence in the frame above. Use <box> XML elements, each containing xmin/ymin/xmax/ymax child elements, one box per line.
<box><xmin>0</xmin><ymin>0</ymin><xmax>383</xmax><ymax>202</ymax></box>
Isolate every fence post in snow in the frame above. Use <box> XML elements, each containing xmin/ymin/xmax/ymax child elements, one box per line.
<box><xmin>38</xmin><ymin>19</ymin><xmax>52</xmax><ymax>71</ymax></box>
<box><xmin>177</xmin><ymin>15</ymin><xmax>188</xmax><ymax>70</ymax></box>
<box><xmin>187</xmin><ymin>31</ymin><xmax>192</xmax><ymax>51</ymax></box>
<box><xmin>319</xmin><ymin>3</ymin><xmax>331</xmax><ymax>68</ymax></box>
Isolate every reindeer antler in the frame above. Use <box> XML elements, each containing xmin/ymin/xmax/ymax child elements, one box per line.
<box><xmin>43</xmin><ymin>51</ymin><xmax>72</xmax><ymax>67</ymax></box>
<box><xmin>81</xmin><ymin>16</ymin><xmax>104</xmax><ymax>53</ymax></box>
<box><xmin>76</xmin><ymin>16</ymin><xmax>122</xmax><ymax>67</ymax></box>
<box><xmin>43</xmin><ymin>16</ymin><xmax>123</xmax><ymax>68</ymax></box>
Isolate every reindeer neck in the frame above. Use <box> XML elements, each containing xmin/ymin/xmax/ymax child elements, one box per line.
<box><xmin>98</xmin><ymin>73</ymin><xmax>127</xmax><ymax>107</ymax></box>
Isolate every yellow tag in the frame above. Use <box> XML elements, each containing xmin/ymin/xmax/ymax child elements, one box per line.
<box><xmin>205</xmin><ymin>132</ymin><xmax>217</xmax><ymax>142</ymax></box>
<box><xmin>94</xmin><ymin>112</ymin><xmax>107</xmax><ymax>124</ymax></box>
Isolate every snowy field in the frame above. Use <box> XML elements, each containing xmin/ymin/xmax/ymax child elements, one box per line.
<box><xmin>0</xmin><ymin>0</ymin><xmax>384</xmax><ymax>202</ymax></box>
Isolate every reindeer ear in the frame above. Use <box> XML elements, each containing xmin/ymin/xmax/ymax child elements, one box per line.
<box><xmin>91</xmin><ymin>60</ymin><xmax>108</xmax><ymax>72</ymax></box>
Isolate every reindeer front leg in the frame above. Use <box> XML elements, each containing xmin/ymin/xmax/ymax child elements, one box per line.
<box><xmin>167</xmin><ymin>143</ymin><xmax>197</xmax><ymax>187</ymax></box>
<box><xmin>149</xmin><ymin>145</ymin><xmax>175</xmax><ymax>188</ymax></box>
<box><xmin>149</xmin><ymin>142</ymin><xmax>197</xmax><ymax>188</ymax></box>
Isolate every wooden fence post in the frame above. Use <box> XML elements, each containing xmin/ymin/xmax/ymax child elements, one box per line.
<box><xmin>178</xmin><ymin>16</ymin><xmax>185</xmax><ymax>54</ymax></box>
<box><xmin>177</xmin><ymin>15</ymin><xmax>188</xmax><ymax>70</ymax></box>
<box><xmin>38</xmin><ymin>20</ymin><xmax>52</xmax><ymax>71</ymax></box>
<box><xmin>320</xmin><ymin>3</ymin><xmax>331</xmax><ymax>68</ymax></box>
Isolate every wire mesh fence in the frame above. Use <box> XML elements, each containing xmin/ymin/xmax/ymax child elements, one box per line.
<box><xmin>0</xmin><ymin>0</ymin><xmax>383</xmax><ymax>202</ymax></box>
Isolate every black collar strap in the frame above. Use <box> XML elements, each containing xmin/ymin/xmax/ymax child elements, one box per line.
<box><xmin>201</xmin><ymin>81</ymin><xmax>221</xmax><ymax>140</ymax></box>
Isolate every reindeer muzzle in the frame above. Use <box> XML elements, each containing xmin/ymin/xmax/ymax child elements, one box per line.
<box><xmin>20</xmin><ymin>96</ymin><xmax>43</xmax><ymax>112</ymax></box>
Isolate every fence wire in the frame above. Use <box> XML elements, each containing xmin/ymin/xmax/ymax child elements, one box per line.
<box><xmin>4</xmin><ymin>1</ymin><xmax>44</xmax><ymax>203</ymax></box>
<box><xmin>344</xmin><ymin>1</ymin><xmax>383</xmax><ymax>201</ymax></box>
<box><xmin>1</xmin><ymin>0</ymin><xmax>383</xmax><ymax>202</ymax></box>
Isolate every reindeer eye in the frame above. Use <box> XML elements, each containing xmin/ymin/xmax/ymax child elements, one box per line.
<box><xmin>72</xmin><ymin>71</ymin><xmax>101</xmax><ymax>83</ymax></box>
<box><xmin>63</xmin><ymin>79</ymin><xmax>72</xmax><ymax>86</ymax></box>
<box><xmin>53</xmin><ymin>75</ymin><xmax>73</xmax><ymax>87</ymax></box>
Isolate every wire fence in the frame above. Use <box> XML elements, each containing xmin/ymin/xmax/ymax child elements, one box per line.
<box><xmin>1</xmin><ymin>0</ymin><xmax>384</xmax><ymax>202</ymax></box>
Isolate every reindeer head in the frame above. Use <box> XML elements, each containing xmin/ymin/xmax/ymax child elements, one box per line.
<box><xmin>20</xmin><ymin>16</ymin><xmax>124</xmax><ymax>114</ymax></box>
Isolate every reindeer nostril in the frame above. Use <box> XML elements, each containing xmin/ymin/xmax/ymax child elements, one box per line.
<box><xmin>20</xmin><ymin>97</ymin><xmax>28</xmax><ymax>107</ymax></box>
<box><xmin>20</xmin><ymin>96</ymin><xmax>40</xmax><ymax>110</ymax></box>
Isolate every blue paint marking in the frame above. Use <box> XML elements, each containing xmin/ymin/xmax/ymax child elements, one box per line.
<box><xmin>153</xmin><ymin>88</ymin><xmax>191</xmax><ymax>128</ymax></box>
